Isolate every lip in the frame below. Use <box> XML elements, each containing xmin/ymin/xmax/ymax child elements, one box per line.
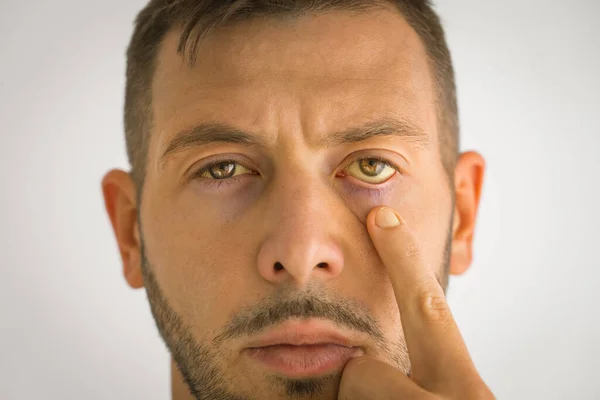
<box><xmin>245</xmin><ymin>319</ymin><xmax>358</xmax><ymax>348</ymax></box>
<box><xmin>243</xmin><ymin>319</ymin><xmax>363</xmax><ymax>377</ymax></box>
<box><xmin>245</xmin><ymin>344</ymin><xmax>362</xmax><ymax>377</ymax></box>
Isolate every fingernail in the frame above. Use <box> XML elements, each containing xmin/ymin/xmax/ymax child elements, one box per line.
<box><xmin>375</xmin><ymin>207</ymin><xmax>401</xmax><ymax>229</ymax></box>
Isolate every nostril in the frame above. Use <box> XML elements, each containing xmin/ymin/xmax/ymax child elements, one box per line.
<box><xmin>273</xmin><ymin>262</ymin><xmax>328</xmax><ymax>271</ymax></box>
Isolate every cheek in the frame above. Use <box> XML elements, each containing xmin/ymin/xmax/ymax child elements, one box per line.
<box><xmin>143</xmin><ymin>200</ymin><xmax>252</xmax><ymax>322</ymax></box>
<box><xmin>405</xmin><ymin>189</ymin><xmax>452</xmax><ymax>276</ymax></box>
<box><xmin>147</xmin><ymin>234</ymin><xmax>252</xmax><ymax>334</ymax></box>
<box><xmin>339</xmin><ymin>176</ymin><xmax>447</xmax><ymax>277</ymax></box>
<box><xmin>187</xmin><ymin>178</ymin><xmax>265</xmax><ymax>225</ymax></box>
<box><xmin>338</xmin><ymin>179</ymin><xmax>414</xmax><ymax>225</ymax></box>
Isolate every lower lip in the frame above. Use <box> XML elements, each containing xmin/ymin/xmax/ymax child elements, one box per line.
<box><xmin>245</xmin><ymin>344</ymin><xmax>360</xmax><ymax>377</ymax></box>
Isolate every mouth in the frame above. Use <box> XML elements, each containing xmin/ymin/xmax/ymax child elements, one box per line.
<box><xmin>245</xmin><ymin>343</ymin><xmax>363</xmax><ymax>377</ymax></box>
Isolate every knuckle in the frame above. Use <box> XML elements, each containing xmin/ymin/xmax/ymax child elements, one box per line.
<box><xmin>404</xmin><ymin>241</ymin><xmax>422</xmax><ymax>258</ymax></box>
<box><xmin>417</xmin><ymin>289</ymin><xmax>451</xmax><ymax>323</ymax></box>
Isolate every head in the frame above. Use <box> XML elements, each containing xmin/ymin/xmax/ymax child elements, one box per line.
<box><xmin>101</xmin><ymin>0</ymin><xmax>485</xmax><ymax>399</ymax></box>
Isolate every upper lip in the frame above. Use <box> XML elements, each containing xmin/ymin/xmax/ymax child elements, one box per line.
<box><xmin>246</xmin><ymin>319</ymin><xmax>357</xmax><ymax>348</ymax></box>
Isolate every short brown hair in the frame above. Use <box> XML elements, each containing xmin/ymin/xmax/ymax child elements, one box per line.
<box><xmin>124</xmin><ymin>0</ymin><xmax>459</xmax><ymax>193</ymax></box>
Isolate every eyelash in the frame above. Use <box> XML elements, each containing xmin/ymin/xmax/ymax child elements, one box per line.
<box><xmin>191</xmin><ymin>159</ymin><xmax>252</xmax><ymax>189</ymax></box>
<box><xmin>192</xmin><ymin>154</ymin><xmax>403</xmax><ymax>189</ymax></box>
<box><xmin>351</xmin><ymin>155</ymin><xmax>402</xmax><ymax>176</ymax></box>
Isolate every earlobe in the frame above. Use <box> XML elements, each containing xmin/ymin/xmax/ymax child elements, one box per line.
<box><xmin>101</xmin><ymin>169</ymin><xmax>144</xmax><ymax>289</ymax></box>
<box><xmin>449</xmin><ymin>151</ymin><xmax>485</xmax><ymax>276</ymax></box>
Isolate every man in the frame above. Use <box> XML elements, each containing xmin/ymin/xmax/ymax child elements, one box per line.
<box><xmin>101</xmin><ymin>0</ymin><xmax>491</xmax><ymax>398</ymax></box>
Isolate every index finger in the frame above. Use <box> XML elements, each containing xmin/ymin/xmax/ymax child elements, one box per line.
<box><xmin>367</xmin><ymin>206</ymin><xmax>477</xmax><ymax>389</ymax></box>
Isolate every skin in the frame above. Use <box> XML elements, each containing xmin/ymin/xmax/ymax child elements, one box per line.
<box><xmin>102</xmin><ymin>6</ymin><xmax>487</xmax><ymax>400</ymax></box>
<box><xmin>339</xmin><ymin>207</ymin><xmax>493</xmax><ymax>399</ymax></box>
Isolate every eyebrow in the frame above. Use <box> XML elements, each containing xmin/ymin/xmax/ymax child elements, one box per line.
<box><xmin>159</xmin><ymin>117</ymin><xmax>430</xmax><ymax>167</ymax></box>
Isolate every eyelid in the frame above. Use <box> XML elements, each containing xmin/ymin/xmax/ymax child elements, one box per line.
<box><xmin>189</xmin><ymin>151</ymin><xmax>405</xmax><ymax>187</ymax></box>
<box><xmin>341</xmin><ymin>150</ymin><xmax>406</xmax><ymax>177</ymax></box>
<box><xmin>350</xmin><ymin>155</ymin><xmax>402</xmax><ymax>173</ymax></box>
<box><xmin>189</xmin><ymin>155</ymin><xmax>256</xmax><ymax>179</ymax></box>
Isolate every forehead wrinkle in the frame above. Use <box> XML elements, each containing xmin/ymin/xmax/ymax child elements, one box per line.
<box><xmin>150</xmin><ymin>9</ymin><xmax>436</xmax><ymax>172</ymax></box>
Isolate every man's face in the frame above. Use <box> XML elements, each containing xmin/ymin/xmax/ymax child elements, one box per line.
<box><xmin>112</xmin><ymin>7</ymin><xmax>473</xmax><ymax>400</ymax></box>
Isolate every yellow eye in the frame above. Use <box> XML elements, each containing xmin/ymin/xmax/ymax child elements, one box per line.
<box><xmin>197</xmin><ymin>160</ymin><xmax>253</xmax><ymax>180</ymax></box>
<box><xmin>344</xmin><ymin>157</ymin><xmax>398</xmax><ymax>184</ymax></box>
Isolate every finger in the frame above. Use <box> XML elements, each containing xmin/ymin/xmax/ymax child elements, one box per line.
<box><xmin>366</xmin><ymin>206</ymin><xmax>477</xmax><ymax>389</ymax></box>
<box><xmin>338</xmin><ymin>356</ymin><xmax>435</xmax><ymax>400</ymax></box>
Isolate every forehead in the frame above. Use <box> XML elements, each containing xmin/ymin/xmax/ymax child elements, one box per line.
<box><xmin>150</xmin><ymin>7</ymin><xmax>436</xmax><ymax>151</ymax></box>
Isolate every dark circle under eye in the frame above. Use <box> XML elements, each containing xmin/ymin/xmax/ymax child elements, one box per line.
<box><xmin>209</xmin><ymin>162</ymin><xmax>236</xmax><ymax>179</ymax></box>
<box><xmin>359</xmin><ymin>159</ymin><xmax>386</xmax><ymax>177</ymax></box>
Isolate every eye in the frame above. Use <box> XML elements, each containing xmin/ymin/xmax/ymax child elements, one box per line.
<box><xmin>194</xmin><ymin>159</ymin><xmax>254</xmax><ymax>180</ymax></box>
<box><xmin>344</xmin><ymin>156</ymin><xmax>399</xmax><ymax>184</ymax></box>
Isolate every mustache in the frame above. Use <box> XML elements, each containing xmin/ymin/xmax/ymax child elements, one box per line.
<box><xmin>213</xmin><ymin>295</ymin><xmax>387</xmax><ymax>347</ymax></box>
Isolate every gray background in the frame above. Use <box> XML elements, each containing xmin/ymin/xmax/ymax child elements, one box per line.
<box><xmin>1</xmin><ymin>0</ymin><xmax>599</xmax><ymax>399</ymax></box>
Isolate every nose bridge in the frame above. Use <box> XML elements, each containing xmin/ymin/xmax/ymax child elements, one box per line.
<box><xmin>280</xmin><ymin>167</ymin><xmax>325</xmax><ymax>225</ymax></box>
<box><xmin>257</xmin><ymin>167</ymin><xmax>345</xmax><ymax>286</ymax></box>
<box><xmin>275</xmin><ymin>168</ymin><xmax>332</xmax><ymax>256</ymax></box>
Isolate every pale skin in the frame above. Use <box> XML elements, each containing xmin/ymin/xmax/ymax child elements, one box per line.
<box><xmin>102</xmin><ymin>6</ymin><xmax>489</xmax><ymax>400</ymax></box>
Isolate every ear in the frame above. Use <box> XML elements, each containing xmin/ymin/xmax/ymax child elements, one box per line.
<box><xmin>101</xmin><ymin>169</ymin><xmax>144</xmax><ymax>289</ymax></box>
<box><xmin>449</xmin><ymin>151</ymin><xmax>486</xmax><ymax>275</ymax></box>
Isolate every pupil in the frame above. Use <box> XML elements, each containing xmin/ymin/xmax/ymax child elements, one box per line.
<box><xmin>210</xmin><ymin>162</ymin><xmax>235</xmax><ymax>179</ymax></box>
<box><xmin>359</xmin><ymin>159</ymin><xmax>384</xmax><ymax>176</ymax></box>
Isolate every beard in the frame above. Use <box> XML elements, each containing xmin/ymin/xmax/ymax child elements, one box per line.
<box><xmin>137</xmin><ymin>215</ymin><xmax>453</xmax><ymax>400</ymax></box>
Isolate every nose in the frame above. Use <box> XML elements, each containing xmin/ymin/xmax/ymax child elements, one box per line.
<box><xmin>256</xmin><ymin>173</ymin><xmax>345</xmax><ymax>288</ymax></box>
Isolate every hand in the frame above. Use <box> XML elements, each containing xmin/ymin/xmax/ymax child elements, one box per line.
<box><xmin>338</xmin><ymin>207</ymin><xmax>494</xmax><ymax>400</ymax></box>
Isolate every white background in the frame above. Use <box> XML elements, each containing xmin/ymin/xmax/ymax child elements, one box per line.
<box><xmin>1</xmin><ymin>0</ymin><xmax>599</xmax><ymax>399</ymax></box>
